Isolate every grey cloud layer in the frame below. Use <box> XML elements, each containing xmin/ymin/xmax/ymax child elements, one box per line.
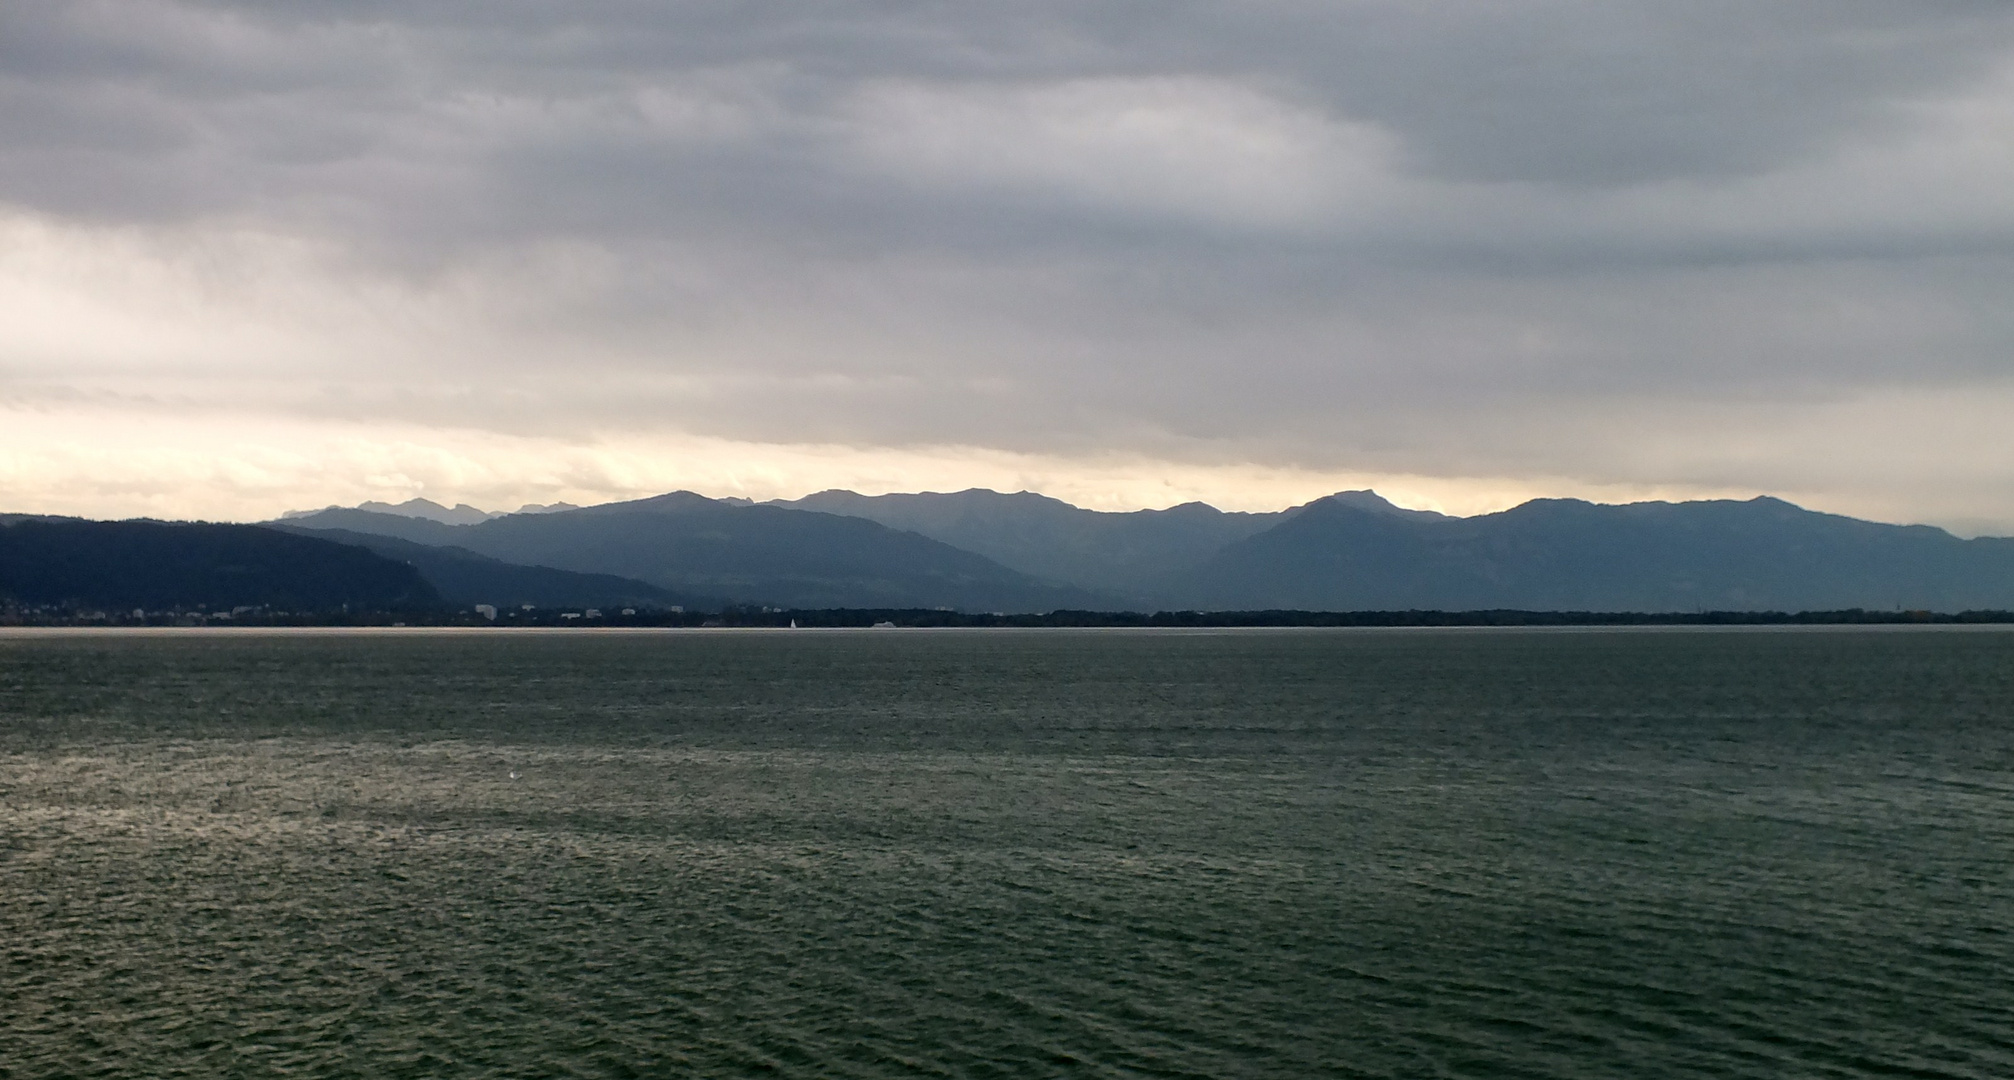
<box><xmin>4</xmin><ymin>0</ymin><xmax>2014</xmax><ymax>520</ymax></box>
<box><xmin>11</xmin><ymin>2</ymin><xmax>2011</xmax><ymax>231</ymax></box>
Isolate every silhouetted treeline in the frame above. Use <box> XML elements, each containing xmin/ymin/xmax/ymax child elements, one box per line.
<box><xmin>25</xmin><ymin>605</ymin><xmax>1999</xmax><ymax>628</ymax></box>
<box><xmin>640</xmin><ymin>607</ymin><xmax>2014</xmax><ymax>628</ymax></box>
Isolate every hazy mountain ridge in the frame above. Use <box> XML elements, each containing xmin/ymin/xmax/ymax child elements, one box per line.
<box><xmin>1161</xmin><ymin>495</ymin><xmax>2014</xmax><ymax>612</ymax></box>
<box><xmin>281</xmin><ymin>494</ymin><xmax>1115</xmax><ymax>613</ymax></box>
<box><xmin>280</xmin><ymin>498</ymin><xmax>580</xmax><ymax>526</ymax></box>
<box><xmin>768</xmin><ymin>487</ymin><xmax>1439</xmax><ymax>592</ymax></box>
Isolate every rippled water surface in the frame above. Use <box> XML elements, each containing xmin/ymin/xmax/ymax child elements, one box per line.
<box><xmin>3</xmin><ymin>627</ymin><xmax>2013</xmax><ymax>1078</ymax></box>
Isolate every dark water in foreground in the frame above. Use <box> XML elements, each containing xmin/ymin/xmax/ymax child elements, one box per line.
<box><xmin>2</xmin><ymin>628</ymin><xmax>2012</xmax><ymax>1079</ymax></box>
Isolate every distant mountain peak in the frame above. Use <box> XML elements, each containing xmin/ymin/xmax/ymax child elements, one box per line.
<box><xmin>364</xmin><ymin>499</ymin><xmax>500</xmax><ymax>525</ymax></box>
<box><xmin>1318</xmin><ymin>490</ymin><xmax>1451</xmax><ymax>522</ymax></box>
<box><xmin>571</xmin><ymin>490</ymin><xmax>720</xmax><ymax>515</ymax></box>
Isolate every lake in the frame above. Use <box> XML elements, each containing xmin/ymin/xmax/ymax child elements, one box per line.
<box><xmin>3</xmin><ymin>627</ymin><xmax>2011</xmax><ymax>1078</ymax></box>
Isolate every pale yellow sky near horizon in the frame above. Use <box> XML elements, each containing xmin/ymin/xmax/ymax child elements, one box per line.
<box><xmin>0</xmin><ymin>403</ymin><xmax>1972</xmax><ymax>534</ymax></box>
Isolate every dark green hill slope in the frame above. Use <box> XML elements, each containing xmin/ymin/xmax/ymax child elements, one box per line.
<box><xmin>1163</xmin><ymin>495</ymin><xmax>2014</xmax><ymax>612</ymax></box>
<box><xmin>273</xmin><ymin>526</ymin><xmax>717</xmax><ymax>611</ymax></box>
<box><xmin>0</xmin><ymin>519</ymin><xmax>439</xmax><ymax>611</ymax></box>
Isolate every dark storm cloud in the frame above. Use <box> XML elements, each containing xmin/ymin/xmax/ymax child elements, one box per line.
<box><xmin>8</xmin><ymin>1</ymin><xmax>2011</xmax><ymax>235</ymax></box>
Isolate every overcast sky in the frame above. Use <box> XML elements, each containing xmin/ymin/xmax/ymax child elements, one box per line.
<box><xmin>4</xmin><ymin>1</ymin><xmax>2013</xmax><ymax>530</ymax></box>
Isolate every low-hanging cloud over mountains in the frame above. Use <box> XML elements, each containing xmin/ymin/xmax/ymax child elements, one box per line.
<box><xmin>4</xmin><ymin>1</ymin><xmax>2014</xmax><ymax>531</ymax></box>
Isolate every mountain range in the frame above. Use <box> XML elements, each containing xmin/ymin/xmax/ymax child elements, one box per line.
<box><xmin>6</xmin><ymin>489</ymin><xmax>2013</xmax><ymax>615</ymax></box>
<box><xmin>1161</xmin><ymin>495</ymin><xmax>2014</xmax><ymax>612</ymax></box>
<box><xmin>274</xmin><ymin>493</ymin><xmax>1109</xmax><ymax>612</ymax></box>
<box><xmin>279</xmin><ymin>497</ymin><xmax>580</xmax><ymax>526</ymax></box>
<box><xmin>771</xmin><ymin>488</ymin><xmax>1448</xmax><ymax>593</ymax></box>
<box><xmin>267</xmin><ymin>488</ymin><xmax>2014</xmax><ymax>613</ymax></box>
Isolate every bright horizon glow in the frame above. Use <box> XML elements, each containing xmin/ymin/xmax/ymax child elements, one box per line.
<box><xmin>0</xmin><ymin>402</ymin><xmax>1943</xmax><ymax>531</ymax></box>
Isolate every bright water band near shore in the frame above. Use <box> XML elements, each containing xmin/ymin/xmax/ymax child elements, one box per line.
<box><xmin>3</xmin><ymin>627</ymin><xmax>2012</xmax><ymax>1078</ymax></box>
